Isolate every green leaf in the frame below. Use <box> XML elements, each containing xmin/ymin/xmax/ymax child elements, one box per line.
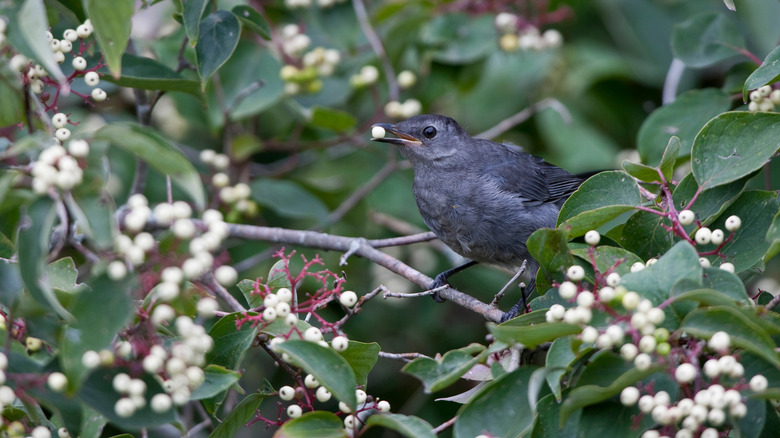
<box><xmin>336</xmin><ymin>341</ymin><xmax>380</xmax><ymax>388</ymax></box>
<box><xmin>17</xmin><ymin>197</ymin><xmax>74</xmax><ymax>321</ymax></box>
<box><xmin>621</xmin><ymin>160</ymin><xmax>661</xmax><ymax>184</ymax></box>
<box><xmin>490</xmin><ymin>321</ymin><xmax>582</xmax><ymax>350</ymax></box>
<box><xmin>0</xmin><ymin>230</ymin><xmax>13</xmax><ymax>259</ymax></box>
<box><xmin>60</xmin><ymin>274</ymin><xmax>135</xmax><ymax>388</ymax></box>
<box><xmin>618</xmin><ymin>210</ymin><xmax>674</xmax><ymax>261</ymax></box>
<box><xmin>47</xmin><ymin>257</ymin><xmax>86</xmax><ymax>294</ymax></box>
<box><xmin>78</xmin><ymin>368</ymin><xmax>175</xmax><ymax>429</ymax></box>
<box><xmin>101</xmin><ymin>54</ymin><xmax>201</xmax><ymax>95</ymax></box>
<box><xmin>681</xmin><ymin>306</ymin><xmax>780</xmax><ymax>368</ymax></box>
<box><xmin>73</xmin><ymin>195</ymin><xmax>117</xmax><ymax>251</ymax></box>
<box><xmin>557</xmin><ymin>171</ymin><xmax>641</xmax><ymax>237</ymax></box>
<box><xmin>183</xmin><ymin>0</ymin><xmax>209</xmax><ymax>46</ymax></box>
<box><xmin>237</xmin><ymin>279</ymin><xmax>263</xmax><ymax>308</ymax></box>
<box><xmin>206</xmin><ymin>313</ymin><xmax>258</xmax><ymax>370</ymax></box>
<box><xmin>454</xmin><ymin>367</ymin><xmax>539</xmax><ymax>438</ymax></box>
<box><xmin>420</xmin><ymin>13</ymin><xmax>495</xmax><ymax>65</ymax></box>
<box><xmin>310</xmin><ymin>107</ymin><xmax>357</xmax><ymax>133</ymax></box>
<box><xmin>672</xmin><ymin>173</ymin><xmax>748</xmax><ymax>226</ymax></box>
<box><xmin>571</xmin><ymin>246</ymin><xmax>643</xmax><ymax>277</ymax></box>
<box><xmin>544</xmin><ymin>336</ymin><xmax>579</xmax><ymax>401</ymax></box>
<box><xmin>527</xmin><ymin>228</ymin><xmax>573</xmax><ymax>293</ymax></box>
<box><xmin>232</xmin><ymin>5</ymin><xmax>271</xmax><ymax>40</ymax></box>
<box><xmin>196</xmin><ymin>10</ymin><xmax>240</xmax><ymax>87</ymax></box>
<box><xmin>208</xmin><ymin>391</ymin><xmax>270</xmax><ymax>438</ymax></box>
<box><xmin>532</xmin><ymin>392</ymin><xmax>582</xmax><ymax>438</ymax></box>
<box><xmin>637</xmin><ymin>88</ymin><xmax>732</xmax><ymax>165</ymax></box>
<box><xmin>364</xmin><ymin>413</ymin><xmax>435</xmax><ymax>438</ymax></box>
<box><xmin>0</xmin><ymin>58</ymin><xmax>25</xmax><ymax>126</ymax></box>
<box><xmin>276</xmin><ymin>340</ymin><xmax>357</xmax><ymax>409</ymax></box>
<box><xmin>691</xmin><ymin>112</ymin><xmax>780</xmax><ymax>189</ymax></box>
<box><xmin>18</xmin><ymin>0</ymin><xmax>65</xmax><ymax>83</ymax></box>
<box><xmin>401</xmin><ymin>344</ymin><xmax>487</xmax><ymax>393</ymax></box>
<box><xmin>274</xmin><ymin>411</ymin><xmax>347</xmax><ymax>438</ymax></box>
<box><xmin>671</xmin><ymin>288</ymin><xmax>750</xmax><ymax>308</ymax></box>
<box><xmin>190</xmin><ymin>365</ymin><xmax>241</xmax><ymax>400</ymax></box>
<box><xmin>619</xmin><ymin>241</ymin><xmax>702</xmax><ymax>305</ymax></box>
<box><xmin>250</xmin><ymin>179</ymin><xmax>329</xmax><ymax>220</ymax></box>
<box><xmin>85</xmin><ymin>0</ymin><xmax>133</xmax><ymax>78</ymax></box>
<box><xmin>94</xmin><ymin>123</ymin><xmax>206</xmax><ymax>208</ymax></box>
<box><xmin>659</xmin><ymin>136</ymin><xmax>682</xmax><ymax>182</ymax></box>
<box><xmin>743</xmin><ymin>45</ymin><xmax>780</xmax><ymax>102</ymax></box>
<box><xmin>713</xmin><ymin>190</ymin><xmax>779</xmax><ymax>272</ymax></box>
<box><xmin>671</xmin><ymin>12</ymin><xmax>745</xmax><ymax>68</ymax></box>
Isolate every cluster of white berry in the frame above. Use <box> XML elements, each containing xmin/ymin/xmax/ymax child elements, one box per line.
<box><xmin>279</xmin><ymin>379</ymin><xmax>390</xmax><ymax>432</ymax></box>
<box><xmin>201</xmin><ymin>149</ymin><xmax>256</xmax><ymax>214</ymax></box>
<box><xmin>29</xmin><ymin>137</ymin><xmax>88</xmax><ymax>194</ymax></box>
<box><xmin>678</xmin><ymin>211</ymin><xmax>741</xmax><ymax>270</ymax></box>
<box><xmin>349</xmin><ymin>65</ymin><xmax>379</xmax><ymax>88</ymax></box>
<box><xmin>384</xmin><ymin>99</ymin><xmax>422</xmax><ymax>119</ymax></box>
<box><xmin>747</xmin><ymin>85</ymin><xmax>780</xmax><ymax>113</ymax></box>
<box><xmin>267</xmin><ymin>290</ymin><xmax>357</xmax><ymax>364</ymax></box>
<box><xmin>494</xmin><ymin>13</ymin><xmax>563</xmax><ymax>52</ymax></box>
<box><xmin>276</xmin><ymin>24</ymin><xmax>341</xmax><ymax>95</ymax></box>
<box><xmin>284</xmin><ymin>0</ymin><xmax>348</xmax><ymax>9</ymax></box>
<box><xmin>619</xmin><ymin>331</ymin><xmax>768</xmax><ymax>438</ymax></box>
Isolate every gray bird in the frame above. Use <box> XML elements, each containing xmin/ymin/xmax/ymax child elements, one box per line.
<box><xmin>371</xmin><ymin>114</ymin><xmax>585</xmax><ymax>321</ymax></box>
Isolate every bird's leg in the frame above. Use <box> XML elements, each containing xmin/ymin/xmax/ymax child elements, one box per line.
<box><xmin>500</xmin><ymin>277</ymin><xmax>536</xmax><ymax>322</ymax></box>
<box><xmin>429</xmin><ymin>260</ymin><xmax>478</xmax><ymax>302</ymax></box>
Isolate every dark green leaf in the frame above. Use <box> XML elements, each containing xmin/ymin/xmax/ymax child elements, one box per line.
<box><xmin>196</xmin><ymin>10</ymin><xmax>240</xmax><ymax>87</ymax></box>
<box><xmin>336</xmin><ymin>341</ymin><xmax>380</xmax><ymax>388</ymax></box>
<box><xmin>659</xmin><ymin>136</ymin><xmax>682</xmax><ymax>182</ymax></box>
<box><xmin>183</xmin><ymin>0</ymin><xmax>209</xmax><ymax>45</ymax></box>
<box><xmin>557</xmin><ymin>171</ymin><xmax>641</xmax><ymax>237</ymax></box>
<box><xmin>17</xmin><ymin>197</ymin><xmax>73</xmax><ymax>321</ymax></box>
<box><xmin>490</xmin><ymin>321</ymin><xmax>582</xmax><ymax>350</ymax></box>
<box><xmin>85</xmin><ymin>0</ymin><xmax>133</xmax><ymax>77</ymax></box>
<box><xmin>47</xmin><ymin>257</ymin><xmax>86</xmax><ymax>294</ymax></box>
<box><xmin>454</xmin><ymin>367</ymin><xmax>539</xmax><ymax>438</ymax></box>
<box><xmin>527</xmin><ymin>228</ymin><xmax>573</xmax><ymax>293</ymax></box>
<box><xmin>310</xmin><ymin>107</ymin><xmax>357</xmax><ymax>133</ymax></box>
<box><xmin>208</xmin><ymin>391</ymin><xmax>270</xmax><ymax>438</ymax></box>
<box><xmin>681</xmin><ymin>306</ymin><xmax>780</xmax><ymax>368</ymax></box>
<box><xmin>743</xmin><ymin>45</ymin><xmax>780</xmax><ymax>101</ymax></box>
<box><xmin>0</xmin><ymin>230</ymin><xmax>13</xmax><ymax>259</ymax></box>
<box><xmin>0</xmin><ymin>58</ymin><xmax>25</xmax><ymax>126</ymax></box>
<box><xmin>618</xmin><ymin>210</ymin><xmax>674</xmax><ymax>261</ymax></box>
<box><xmin>95</xmin><ymin>123</ymin><xmax>206</xmax><ymax>208</ymax></box>
<box><xmin>544</xmin><ymin>336</ymin><xmax>579</xmax><ymax>401</ymax></box>
<box><xmin>691</xmin><ymin>112</ymin><xmax>780</xmax><ymax>189</ymax></box>
<box><xmin>237</xmin><ymin>279</ymin><xmax>263</xmax><ymax>308</ymax></box>
<box><xmin>637</xmin><ymin>89</ymin><xmax>732</xmax><ymax>165</ymax></box>
<box><xmin>60</xmin><ymin>274</ymin><xmax>135</xmax><ymax>388</ymax></box>
<box><xmin>206</xmin><ymin>313</ymin><xmax>258</xmax><ymax>370</ymax></box>
<box><xmin>620</xmin><ymin>241</ymin><xmax>702</xmax><ymax>305</ymax></box>
<box><xmin>190</xmin><ymin>365</ymin><xmax>241</xmax><ymax>400</ymax></box>
<box><xmin>401</xmin><ymin>344</ymin><xmax>487</xmax><ymax>393</ymax></box>
<box><xmin>532</xmin><ymin>392</ymin><xmax>581</xmax><ymax>438</ymax></box>
<box><xmin>232</xmin><ymin>5</ymin><xmax>271</xmax><ymax>40</ymax></box>
<box><xmin>671</xmin><ymin>12</ymin><xmax>745</xmax><ymax>67</ymax></box>
<box><xmin>276</xmin><ymin>340</ymin><xmax>357</xmax><ymax>409</ymax></box>
<box><xmin>18</xmin><ymin>0</ymin><xmax>65</xmax><ymax>82</ymax></box>
<box><xmin>101</xmin><ymin>54</ymin><xmax>201</xmax><ymax>95</ymax></box>
<box><xmin>274</xmin><ymin>411</ymin><xmax>347</xmax><ymax>438</ymax></box>
<box><xmin>364</xmin><ymin>413</ymin><xmax>435</xmax><ymax>438</ymax></box>
<box><xmin>250</xmin><ymin>179</ymin><xmax>329</xmax><ymax>220</ymax></box>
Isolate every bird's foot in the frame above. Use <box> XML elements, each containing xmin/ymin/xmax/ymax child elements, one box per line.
<box><xmin>428</xmin><ymin>272</ymin><xmax>449</xmax><ymax>303</ymax></box>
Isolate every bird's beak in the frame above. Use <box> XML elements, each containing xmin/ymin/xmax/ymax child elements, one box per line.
<box><xmin>370</xmin><ymin>123</ymin><xmax>423</xmax><ymax>146</ymax></box>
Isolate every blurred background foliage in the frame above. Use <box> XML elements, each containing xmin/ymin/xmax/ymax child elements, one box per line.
<box><xmin>2</xmin><ymin>0</ymin><xmax>780</xmax><ymax>435</ymax></box>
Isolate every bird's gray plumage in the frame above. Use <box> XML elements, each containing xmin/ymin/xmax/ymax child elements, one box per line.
<box><xmin>372</xmin><ymin>114</ymin><xmax>584</xmax><ymax>318</ymax></box>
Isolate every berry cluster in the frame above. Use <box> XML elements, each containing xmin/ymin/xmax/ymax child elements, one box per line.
<box><xmin>546</xmin><ymin>225</ymin><xmax>765</xmax><ymax>437</ymax></box>
<box><xmin>384</xmin><ymin>99</ymin><xmax>422</xmax><ymax>119</ymax></box>
<box><xmin>747</xmin><ymin>85</ymin><xmax>780</xmax><ymax>113</ymax></box>
<box><xmin>200</xmin><ymin>149</ymin><xmax>257</xmax><ymax>216</ymax></box>
<box><xmin>277</xmin><ymin>24</ymin><xmax>340</xmax><ymax>95</ymax></box>
<box><xmin>29</xmin><ymin>138</ymin><xmax>88</xmax><ymax>194</ymax></box>
<box><xmin>677</xmin><ymin>211</ymin><xmax>741</xmax><ymax>270</ymax></box>
<box><xmin>494</xmin><ymin>13</ymin><xmax>563</xmax><ymax>52</ymax></box>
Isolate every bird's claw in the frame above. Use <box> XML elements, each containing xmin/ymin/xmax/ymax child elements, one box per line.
<box><xmin>429</xmin><ymin>273</ymin><xmax>449</xmax><ymax>303</ymax></box>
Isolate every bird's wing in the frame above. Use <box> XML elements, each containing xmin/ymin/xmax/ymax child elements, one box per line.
<box><xmin>481</xmin><ymin>145</ymin><xmax>583</xmax><ymax>206</ymax></box>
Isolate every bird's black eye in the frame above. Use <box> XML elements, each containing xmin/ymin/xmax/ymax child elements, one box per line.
<box><xmin>422</xmin><ymin>126</ymin><xmax>437</xmax><ymax>139</ymax></box>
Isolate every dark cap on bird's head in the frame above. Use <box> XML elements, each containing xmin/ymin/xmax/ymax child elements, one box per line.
<box><xmin>371</xmin><ymin>115</ymin><xmax>469</xmax><ymax>164</ymax></box>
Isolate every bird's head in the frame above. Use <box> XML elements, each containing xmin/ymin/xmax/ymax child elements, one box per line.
<box><xmin>371</xmin><ymin>114</ymin><xmax>468</xmax><ymax>166</ymax></box>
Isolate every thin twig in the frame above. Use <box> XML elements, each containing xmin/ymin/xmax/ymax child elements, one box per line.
<box><xmin>201</xmin><ymin>272</ymin><xmax>246</xmax><ymax>313</ymax></box>
<box><xmin>383</xmin><ymin>284</ymin><xmax>448</xmax><ymax>299</ymax></box>
<box><xmin>489</xmin><ymin>261</ymin><xmax>527</xmax><ymax>307</ymax></box>
<box><xmin>476</xmin><ymin>98</ymin><xmax>569</xmax><ymax>140</ymax></box>
<box><xmin>352</xmin><ymin>0</ymin><xmax>399</xmax><ymax>101</ymax></box>
<box><xmin>432</xmin><ymin>416</ymin><xmax>458</xmax><ymax>434</ymax></box>
<box><xmin>378</xmin><ymin>351</ymin><xmax>431</xmax><ymax>361</ymax></box>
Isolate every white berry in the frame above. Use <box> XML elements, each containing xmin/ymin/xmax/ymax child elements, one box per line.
<box><xmin>47</xmin><ymin>372</ymin><xmax>68</xmax><ymax>392</ymax></box>
<box><xmin>678</xmin><ymin>210</ymin><xmax>695</xmax><ymax>225</ymax></box>
<box><xmin>558</xmin><ymin>281</ymin><xmax>577</xmax><ymax>300</ymax></box>
<box><xmin>214</xmin><ymin>265</ymin><xmax>238</xmax><ymax>287</ymax></box>
<box><xmin>72</xmin><ymin>56</ymin><xmax>87</xmax><ymax>70</ymax></box>
<box><xmin>725</xmin><ymin>215</ymin><xmax>741</xmax><ymax>231</ymax></box>
<box><xmin>675</xmin><ymin>363</ymin><xmax>697</xmax><ymax>383</ymax></box>
<box><xmin>708</xmin><ymin>331</ymin><xmax>730</xmax><ymax>351</ymax></box>
<box><xmin>287</xmin><ymin>404</ymin><xmax>302</xmax><ymax>418</ymax></box>
<box><xmin>91</xmin><ymin>88</ymin><xmax>107</xmax><ymax>101</ymax></box>
<box><xmin>279</xmin><ymin>385</ymin><xmax>295</xmax><ymax>400</ymax></box>
<box><xmin>303</xmin><ymin>327</ymin><xmax>323</xmax><ymax>342</ymax></box>
<box><xmin>371</xmin><ymin>125</ymin><xmax>386</xmax><ymax>139</ymax></box>
<box><xmin>339</xmin><ymin>290</ymin><xmax>358</xmax><ymax>307</ymax></box>
<box><xmin>566</xmin><ymin>265</ymin><xmax>585</xmax><ymax>281</ymax></box>
<box><xmin>584</xmin><ymin>230</ymin><xmax>600</xmax><ymax>245</ymax></box>
<box><xmin>694</xmin><ymin>227</ymin><xmax>712</xmax><ymax>245</ymax></box>
<box><xmin>115</xmin><ymin>397</ymin><xmax>136</xmax><ymax>417</ymax></box>
<box><xmin>84</xmin><ymin>71</ymin><xmax>100</xmax><ymax>86</ymax></box>
<box><xmin>750</xmin><ymin>374</ymin><xmax>768</xmax><ymax>392</ymax></box>
<box><xmin>331</xmin><ymin>335</ymin><xmax>349</xmax><ymax>352</ymax></box>
<box><xmin>316</xmin><ymin>386</ymin><xmax>331</xmax><ymax>402</ymax></box>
